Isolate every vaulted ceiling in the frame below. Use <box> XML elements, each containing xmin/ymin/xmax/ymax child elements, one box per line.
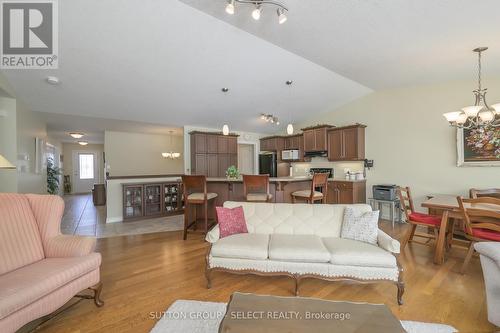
<box><xmin>2</xmin><ymin>0</ymin><xmax>500</xmax><ymax>134</ymax></box>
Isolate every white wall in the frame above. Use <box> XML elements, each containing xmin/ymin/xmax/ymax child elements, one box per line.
<box><xmin>104</xmin><ymin>130</ymin><xmax>184</xmax><ymax>177</ymax></box>
<box><xmin>297</xmin><ymin>78</ymin><xmax>500</xmax><ymax>212</ymax></box>
<box><xmin>183</xmin><ymin>126</ymin><xmax>264</xmax><ymax>175</ymax></box>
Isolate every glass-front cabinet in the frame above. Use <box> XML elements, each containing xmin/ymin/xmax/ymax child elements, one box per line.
<box><xmin>123</xmin><ymin>185</ymin><xmax>144</xmax><ymax>219</ymax></box>
<box><xmin>122</xmin><ymin>181</ymin><xmax>183</xmax><ymax>221</ymax></box>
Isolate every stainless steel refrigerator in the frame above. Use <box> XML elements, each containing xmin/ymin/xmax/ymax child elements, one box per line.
<box><xmin>259</xmin><ymin>152</ymin><xmax>277</xmax><ymax>177</ymax></box>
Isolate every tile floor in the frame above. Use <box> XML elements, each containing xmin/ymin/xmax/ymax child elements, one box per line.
<box><xmin>61</xmin><ymin>194</ymin><xmax>184</xmax><ymax>238</ymax></box>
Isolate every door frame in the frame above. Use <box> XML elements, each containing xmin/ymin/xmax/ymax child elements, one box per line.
<box><xmin>71</xmin><ymin>150</ymin><xmax>100</xmax><ymax>194</ymax></box>
<box><xmin>237</xmin><ymin>139</ymin><xmax>259</xmax><ymax>175</ymax></box>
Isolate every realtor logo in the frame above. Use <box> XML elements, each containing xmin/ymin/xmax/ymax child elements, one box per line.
<box><xmin>1</xmin><ymin>0</ymin><xmax>58</xmax><ymax>69</ymax></box>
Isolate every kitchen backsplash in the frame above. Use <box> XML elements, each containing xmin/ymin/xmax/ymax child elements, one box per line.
<box><xmin>291</xmin><ymin>157</ymin><xmax>364</xmax><ymax>178</ymax></box>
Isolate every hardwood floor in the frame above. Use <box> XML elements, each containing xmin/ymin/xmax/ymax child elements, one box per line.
<box><xmin>35</xmin><ymin>221</ymin><xmax>494</xmax><ymax>333</ymax></box>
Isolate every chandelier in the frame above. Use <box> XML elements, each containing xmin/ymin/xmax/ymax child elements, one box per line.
<box><xmin>225</xmin><ymin>0</ymin><xmax>288</xmax><ymax>24</ymax></box>
<box><xmin>260</xmin><ymin>113</ymin><xmax>280</xmax><ymax>125</ymax></box>
<box><xmin>443</xmin><ymin>47</ymin><xmax>500</xmax><ymax>129</ymax></box>
<box><xmin>162</xmin><ymin>131</ymin><xmax>181</xmax><ymax>159</ymax></box>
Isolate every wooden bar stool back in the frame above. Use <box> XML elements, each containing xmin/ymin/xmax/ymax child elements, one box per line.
<box><xmin>457</xmin><ymin>196</ymin><xmax>500</xmax><ymax>274</ymax></box>
<box><xmin>243</xmin><ymin>174</ymin><xmax>272</xmax><ymax>202</ymax></box>
<box><xmin>181</xmin><ymin>175</ymin><xmax>218</xmax><ymax>240</ymax></box>
<box><xmin>398</xmin><ymin>186</ymin><xmax>447</xmax><ymax>251</ymax></box>
<box><xmin>291</xmin><ymin>173</ymin><xmax>329</xmax><ymax>204</ymax></box>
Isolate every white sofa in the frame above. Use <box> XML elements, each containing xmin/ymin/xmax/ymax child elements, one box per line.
<box><xmin>205</xmin><ymin>201</ymin><xmax>404</xmax><ymax>305</ymax></box>
<box><xmin>474</xmin><ymin>242</ymin><xmax>500</xmax><ymax>327</ymax></box>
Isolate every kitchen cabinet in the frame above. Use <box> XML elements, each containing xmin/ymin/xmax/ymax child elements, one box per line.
<box><xmin>327</xmin><ymin>124</ymin><xmax>366</xmax><ymax>161</ymax></box>
<box><xmin>190</xmin><ymin>131</ymin><xmax>239</xmax><ymax>177</ymax></box>
<box><xmin>302</xmin><ymin>125</ymin><xmax>332</xmax><ymax>152</ymax></box>
<box><xmin>260</xmin><ymin>136</ymin><xmax>284</xmax><ymax>152</ymax></box>
<box><xmin>327</xmin><ymin>181</ymin><xmax>366</xmax><ymax>204</ymax></box>
<box><xmin>284</xmin><ymin>134</ymin><xmax>301</xmax><ymax>149</ymax></box>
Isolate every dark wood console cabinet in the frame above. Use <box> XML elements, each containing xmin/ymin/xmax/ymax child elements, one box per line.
<box><xmin>190</xmin><ymin>131</ymin><xmax>238</xmax><ymax>177</ymax></box>
<box><xmin>123</xmin><ymin>181</ymin><xmax>183</xmax><ymax>221</ymax></box>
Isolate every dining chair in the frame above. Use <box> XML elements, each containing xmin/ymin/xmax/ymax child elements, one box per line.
<box><xmin>181</xmin><ymin>175</ymin><xmax>218</xmax><ymax>240</ymax></box>
<box><xmin>243</xmin><ymin>174</ymin><xmax>273</xmax><ymax>202</ymax></box>
<box><xmin>291</xmin><ymin>172</ymin><xmax>329</xmax><ymax>204</ymax></box>
<box><xmin>470</xmin><ymin>188</ymin><xmax>500</xmax><ymax>199</ymax></box>
<box><xmin>398</xmin><ymin>186</ymin><xmax>450</xmax><ymax>251</ymax></box>
<box><xmin>456</xmin><ymin>196</ymin><xmax>500</xmax><ymax>274</ymax></box>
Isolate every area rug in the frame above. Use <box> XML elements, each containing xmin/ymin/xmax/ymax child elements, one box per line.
<box><xmin>150</xmin><ymin>300</ymin><xmax>457</xmax><ymax>333</ymax></box>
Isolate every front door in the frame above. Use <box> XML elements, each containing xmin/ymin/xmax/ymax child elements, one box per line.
<box><xmin>72</xmin><ymin>151</ymin><xmax>98</xmax><ymax>193</ymax></box>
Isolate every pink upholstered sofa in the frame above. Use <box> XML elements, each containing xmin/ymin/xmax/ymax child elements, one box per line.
<box><xmin>0</xmin><ymin>193</ymin><xmax>103</xmax><ymax>333</ymax></box>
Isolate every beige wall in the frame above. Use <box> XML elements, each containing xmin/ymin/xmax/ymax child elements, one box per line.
<box><xmin>62</xmin><ymin>143</ymin><xmax>105</xmax><ymax>187</ymax></box>
<box><xmin>297</xmin><ymin>78</ymin><xmax>500</xmax><ymax>212</ymax></box>
<box><xmin>0</xmin><ymin>95</ymin><xmax>18</xmax><ymax>192</ymax></box>
<box><xmin>105</xmin><ymin>130</ymin><xmax>184</xmax><ymax>177</ymax></box>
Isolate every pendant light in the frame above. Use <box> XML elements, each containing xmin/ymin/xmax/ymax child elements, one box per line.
<box><xmin>162</xmin><ymin>130</ymin><xmax>181</xmax><ymax>159</ymax></box>
<box><xmin>286</xmin><ymin>80</ymin><xmax>293</xmax><ymax>135</ymax></box>
<box><xmin>222</xmin><ymin>124</ymin><xmax>229</xmax><ymax>135</ymax></box>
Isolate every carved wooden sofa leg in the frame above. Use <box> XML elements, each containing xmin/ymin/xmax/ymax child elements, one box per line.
<box><xmin>206</xmin><ymin>269</ymin><xmax>212</xmax><ymax>289</ymax></box>
<box><xmin>397</xmin><ymin>282</ymin><xmax>405</xmax><ymax>305</ymax></box>
<box><xmin>294</xmin><ymin>276</ymin><xmax>300</xmax><ymax>296</ymax></box>
<box><xmin>90</xmin><ymin>282</ymin><xmax>104</xmax><ymax>307</ymax></box>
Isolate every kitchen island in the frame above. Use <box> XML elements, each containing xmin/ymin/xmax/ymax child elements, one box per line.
<box><xmin>205</xmin><ymin>177</ymin><xmax>366</xmax><ymax>205</ymax></box>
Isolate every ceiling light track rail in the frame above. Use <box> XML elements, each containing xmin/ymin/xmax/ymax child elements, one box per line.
<box><xmin>233</xmin><ymin>0</ymin><xmax>288</xmax><ymax>11</ymax></box>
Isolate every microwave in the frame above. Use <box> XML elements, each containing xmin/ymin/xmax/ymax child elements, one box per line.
<box><xmin>281</xmin><ymin>149</ymin><xmax>299</xmax><ymax>160</ymax></box>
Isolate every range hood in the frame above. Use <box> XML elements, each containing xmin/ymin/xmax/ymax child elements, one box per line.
<box><xmin>304</xmin><ymin>151</ymin><xmax>328</xmax><ymax>158</ymax></box>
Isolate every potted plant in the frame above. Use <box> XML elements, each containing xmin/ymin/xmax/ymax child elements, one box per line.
<box><xmin>225</xmin><ymin>165</ymin><xmax>240</xmax><ymax>179</ymax></box>
<box><xmin>47</xmin><ymin>157</ymin><xmax>62</xmax><ymax>195</ymax></box>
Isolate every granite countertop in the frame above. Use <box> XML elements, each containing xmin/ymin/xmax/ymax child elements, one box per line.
<box><xmin>206</xmin><ymin>177</ymin><xmax>366</xmax><ymax>183</ymax></box>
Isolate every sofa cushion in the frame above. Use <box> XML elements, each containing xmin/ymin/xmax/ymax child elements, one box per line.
<box><xmin>211</xmin><ymin>234</ymin><xmax>269</xmax><ymax>260</ymax></box>
<box><xmin>323</xmin><ymin>237</ymin><xmax>397</xmax><ymax>268</ymax></box>
<box><xmin>0</xmin><ymin>253</ymin><xmax>101</xmax><ymax>319</ymax></box>
<box><xmin>341</xmin><ymin>207</ymin><xmax>379</xmax><ymax>245</ymax></box>
<box><xmin>0</xmin><ymin>193</ymin><xmax>45</xmax><ymax>275</ymax></box>
<box><xmin>223</xmin><ymin>201</ymin><xmax>373</xmax><ymax>238</ymax></box>
<box><xmin>216</xmin><ymin>206</ymin><xmax>248</xmax><ymax>239</ymax></box>
<box><xmin>269</xmin><ymin>234</ymin><xmax>330</xmax><ymax>263</ymax></box>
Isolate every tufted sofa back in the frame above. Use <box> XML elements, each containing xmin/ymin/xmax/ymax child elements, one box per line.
<box><xmin>223</xmin><ymin>201</ymin><xmax>372</xmax><ymax>238</ymax></box>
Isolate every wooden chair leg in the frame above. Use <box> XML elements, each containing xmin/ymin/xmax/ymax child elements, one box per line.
<box><xmin>461</xmin><ymin>241</ymin><xmax>475</xmax><ymax>275</ymax></box>
<box><xmin>183</xmin><ymin>204</ymin><xmax>189</xmax><ymax>240</ymax></box>
<box><xmin>401</xmin><ymin>224</ymin><xmax>416</xmax><ymax>250</ymax></box>
<box><xmin>433</xmin><ymin>227</ymin><xmax>440</xmax><ymax>248</ymax></box>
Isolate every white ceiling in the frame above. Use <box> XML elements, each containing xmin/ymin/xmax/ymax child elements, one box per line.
<box><xmin>1</xmin><ymin>0</ymin><xmax>370</xmax><ymax>134</ymax></box>
<box><xmin>182</xmin><ymin>0</ymin><xmax>500</xmax><ymax>89</ymax></box>
<box><xmin>41</xmin><ymin>112</ymin><xmax>183</xmax><ymax>145</ymax></box>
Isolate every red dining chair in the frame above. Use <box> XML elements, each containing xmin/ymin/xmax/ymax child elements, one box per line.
<box><xmin>457</xmin><ymin>196</ymin><xmax>500</xmax><ymax>274</ymax></box>
<box><xmin>398</xmin><ymin>186</ymin><xmax>451</xmax><ymax>251</ymax></box>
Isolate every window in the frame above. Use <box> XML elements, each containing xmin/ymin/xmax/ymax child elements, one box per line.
<box><xmin>79</xmin><ymin>154</ymin><xmax>94</xmax><ymax>180</ymax></box>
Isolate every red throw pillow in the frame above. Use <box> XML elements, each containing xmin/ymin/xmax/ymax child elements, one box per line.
<box><xmin>216</xmin><ymin>206</ymin><xmax>248</xmax><ymax>238</ymax></box>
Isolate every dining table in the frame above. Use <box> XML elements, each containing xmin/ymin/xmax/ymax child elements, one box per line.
<box><xmin>421</xmin><ymin>194</ymin><xmax>500</xmax><ymax>265</ymax></box>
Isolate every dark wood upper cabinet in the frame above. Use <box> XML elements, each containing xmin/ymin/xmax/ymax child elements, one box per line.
<box><xmin>207</xmin><ymin>135</ymin><xmax>218</xmax><ymax>153</ymax></box>
<box><xmin>302</xmin><ymin>125</ymin><xmax>332</xmax><ymax>152</ymax></box>
<box><xmin>284</xmin><ymin>134</ymin><xmax>300</xmax><ymax>150</ymax></box>
<box><xmin>190</xmin><ymin>132</ymin><xmax>239</xmax><ymax>177</ymax></box>
<box><xmin>327</xmin><ymin>124</ymin><xmax>366</xmax><ymax>161</ymax></box>
<box><xmin>259</xmin><ymin>136</ymin><xmax>284</xmax><ymax>152</ymax></box>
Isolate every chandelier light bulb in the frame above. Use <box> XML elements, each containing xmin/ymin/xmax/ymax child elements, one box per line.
<box><xmin>225</xmin><ymin>0</ymin><xmax>235</xmax><ymax>14</ymax></box>
<box><xmin>443</xmin><ymin>111</ymin><xmax>461</xmax><ymax>123</ymax></box>
<box><xmin>479</xmin><ymin>110</ymin><xmax>495</xmax><ymax>122</ymax></box>
<box><xmin>277</xmin><ymin>8</ymin><xmax>287</xmax><ymax>24</ymax></box>
<box><xmin>222</xmin><ymin>124</ymin><xmax>229</xmax><ymax>135</ymax></box>
<box><xmin>456</xmin><ymin>113</ymin><xmax>468</xmax><ymax>125</ymax></box>
<box><xmin>252</xmin><ymin>5</ymin><xmax>261</xmax><ymax>20</ymax></box>
<box><xmin>461</xmin><ymin>105</ymin><xmax>483</xmax><ymax>117</ymax></box>
<box><xmin>287</xmin><ymin>123</ymin><xmax>293</xmax><ymax>135</ymax></box>
<box><xmin>491</xmin><ymin>103</ymin><xmax>500</xmax><ymax>114</ymax></box>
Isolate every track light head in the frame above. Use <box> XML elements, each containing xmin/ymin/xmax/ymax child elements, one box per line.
<box><xmin>225</xmin><ymin>0</ymin><xmax>235</xmax><ymax>14</ymax></box>
<box><xmin>252</xmin><ymin>5</ymin><xmax>261</xmax><ymax>20</ymax></box>
<box><xmin>277</xmin><ymin>8</ymin><xmax>287</xmax><ymax>24</ymax></box>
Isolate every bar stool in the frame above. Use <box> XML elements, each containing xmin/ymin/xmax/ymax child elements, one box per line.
<box><xmin>181</xmin><ymin>175</ymin><xmax>218</xmax><ymax>240</ymax></box>
<box><xmin>291</xmin><ymin>173</ymin><xmax>329</xmax><ymax>204</ymax></box>
<box><xmin>243</xmin><ymin>174</ymin><xmax>273</xmax><ymax>202</ymax></box>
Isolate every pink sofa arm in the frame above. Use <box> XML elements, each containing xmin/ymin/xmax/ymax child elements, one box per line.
<box><xmin>44</xmin><ymin>235</ymin><xmax>97</xmax><ymax>257</ymax></box>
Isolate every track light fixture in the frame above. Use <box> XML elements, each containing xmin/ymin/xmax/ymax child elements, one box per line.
<box><xmin>260</xmin><ymin>113</ymin><xmax>280</xmax><ymax>125</ymax></box>
<box><xmin>224</xmin><ymin>0</ymin><xmax>288</xmax><ymax>24</ymax></box>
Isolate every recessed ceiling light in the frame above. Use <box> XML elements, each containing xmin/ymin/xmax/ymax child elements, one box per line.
<box><xmin>221</xmin><ymin>87</ymin><xmax>229</xmax><ymax>92</ymax></box>
<box><xmin>78</xmin><ymin>141</ymin><xmax>88</xmax><ymax>146</ymax></box>
<box><xmin>46</xmin><ymin>76</ymin><xmax>60</xmax><ymax>85</ymax></box>
<box><xmin>69</xmin><ymin>132</ymin><xmax>84</xmax><ymax>139</ymax></box>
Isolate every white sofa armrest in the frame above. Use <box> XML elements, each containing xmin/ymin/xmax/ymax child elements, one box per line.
<box><xmin>205</xmin><ymin>225</ymin><xmax>220</xmax><ymax>243</ymax></box>
<box><xmin>377</xmin><ymin>229</ymin><xmax>400</xmax><ymax>254</ymax></box>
